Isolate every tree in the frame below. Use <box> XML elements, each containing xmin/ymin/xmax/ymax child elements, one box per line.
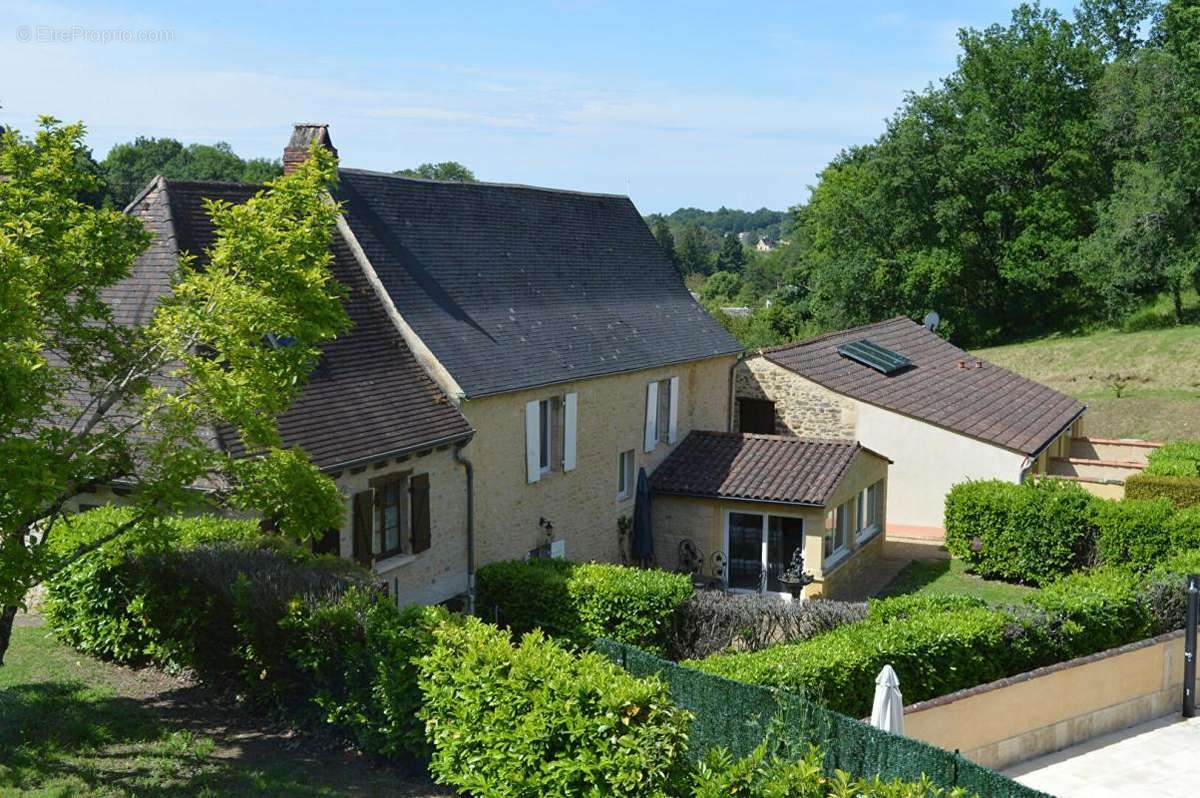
<box><xmin>395</xmin><ymin>161</ymin><xmax>476</xmax><ymax>182</ymax></box>
<box><xmin>1075</xmin><ymin>0</ymin><xmax>1163</xmax><ymax>59</ymax></box>
<box><xmin>700</xmin><ymin>271</ymin><xmax>743</xmax><ymax>304</ymax></box>
<box><xmin>714</xmin><ymin>233</ymin><xmax>748</xmax><ymax>273</ymax></box>
<box><xmin>98</xmin><ymin>137</ymin><xmax>284</xmax><ymax>208</ymax></box>
<box><xmin>0</xmin><ymin>119</ymin><xmax>348</xmax><ymax>665</ymax></box>
<box><xmin>677</xmin><ymin>224</ymin><xmax>714</xmax><ymax>275</ymax></box>
<box><xmin>650</xmin><ymin>216</ymin><xmax>679</xmax><ymax>272</ymax></box>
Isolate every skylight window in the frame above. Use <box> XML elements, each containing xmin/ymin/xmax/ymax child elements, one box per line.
<box><xmin>836</xmin><ymin>339</ymin><xmax>911</xmax><ymax>375</ymax></box>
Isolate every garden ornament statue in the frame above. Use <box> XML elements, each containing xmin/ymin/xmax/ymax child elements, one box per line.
<box><xmin>776</xmin><ymin>549</ymin><xmax>814</xmax><ymax>598</ymax></box>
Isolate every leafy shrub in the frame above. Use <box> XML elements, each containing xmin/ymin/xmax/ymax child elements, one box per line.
<box><xmin>1125</xmin><ymin>473</ymin><xmax>1200</xmax><ymax>509</ymax></box>
<box><xmin>667</xmin><ymin>592</ymin><xmax>867</xmax><ymax>660</ymax></box>
<box><xmin>476</xmin><ymin>559</ymin><xmax>692</xmax><ymax>653</ymax></box>
<box><xmin>1091</xmin><ymin>497</ymin><xmax>1175</xmax><ymax>573</ymax></box>
<box><xmin>692</xmin><ymin>743</ymin><xmax>969</xmax><ymax>798</ymax></box>
<box><xmin>417</xmin><ymin>617</ymin><xmax>691</xmax><ymax>797</ymax></box>
<box><xmin>867</xmin><ymin>594</ymin><xmax>986</xmax><ymax>623</ymax></box>
<box><xmin>1141</xmin><ymin>549</ymin><xmax>1200</xmax><ymax>634</ymax></box>
<box><xmin>689</xmin><ymin>604</ymin><xmax>1017</xmax><ymax>717</ymax></box>
<box><xmin>1168</xmin><ymin>506</ymin><xmax>1200</xmax><ymax>550</ymax></box>
<box><xmin>944</xmin><ymin>479</ymin><xmax>1097</xmax><ymax>585</ymax></box>
<box><xmin>1027</xmin><ymin>568</ymin><xmax>1150</xmax><ymax>657</ymax></box>
<box><xmin>43</xmin><ymin>507</ymin><xmax>259</xmax><ymax>664</ymax></box>
<box><xmin>282</xmin><ymin>587</ymin><xmax>455</xmax><ymax>758</ymax></box>
<box><xmin>1145</xmin><ymin>441</ymin><xmax>1200</xmax><ymax>477</ymax></box>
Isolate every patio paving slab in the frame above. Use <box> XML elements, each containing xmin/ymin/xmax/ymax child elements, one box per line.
<box><xmin>1005</xmin><ymin>714</ymin><xmax>1200</xmax><ymax>797</ymax></box>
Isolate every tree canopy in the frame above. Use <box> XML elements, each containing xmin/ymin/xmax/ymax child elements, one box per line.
<box><xmin>98</xmin><ymin>137</ymin><xmax>281</xmax><ymax>209</ymax></box>
<box><xmin>395</xmin><ymin>161</ymin><xmax>477</xmax><ymax>182</ymax></box>
<box><xmin>0</xmin><ymin>119</ymin><xmax>346</xmax><ymax>665</ymax></box>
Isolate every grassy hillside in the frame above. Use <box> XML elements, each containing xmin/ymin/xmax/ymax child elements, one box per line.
<box><xmin>974</xmin><ymin>323</ymin><xmax>1200</xmax><ymax>442</ymax></box>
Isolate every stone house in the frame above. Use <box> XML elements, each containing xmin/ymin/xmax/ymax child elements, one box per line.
<box><xmin>82</xmin><ymin>123</ymin><xmax>906</xmax><ymax>608</ymax></box>
<box><xmin>735</xmin><ymin>317</ymin><xmax>1086</xmax><ymax>536</ymax></box>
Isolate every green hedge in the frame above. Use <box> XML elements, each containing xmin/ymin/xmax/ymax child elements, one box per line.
<box><xmin>1145</xmin><ymin>441</ymin><xmax>1200</xmax><ymax>477</ymax></box>
<box><xmin>417</xmin><ymin>617</ymin><xmax>691</xmax><ymax>796</ymax></box>
<box><xmin>43</xmin><ymin>507</ymin><xmax>260</xmax><ymax>665</ymax></box>
<box><xmin>1125</xmin><ymin>473</ymin><xmax>1200</xmax><ymax>508</ymax></box>
<box><xmin>689</xmin><ymin>568</ymin><xmax>1156</xmax><ymax>718</ymax></box>
<box><xmin>944</xmin><ymin>480</ymin><xmax>1096</xmax><ymax>585</ymax></box>
<box><xmin>1092</xmin><ymin>498</ymin><xmax>1176</xmax><ymax>573</ymax></box>
<box><xmin>476</xmin><ymin>559</ymin><xmax>693</xmax><ymax>653</ymax></box>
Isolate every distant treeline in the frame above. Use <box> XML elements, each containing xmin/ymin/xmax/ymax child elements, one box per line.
<box><xmin>661</xmin><ymin>1</ymin><xmax>1200</xmax><ymax>350</ymax></box>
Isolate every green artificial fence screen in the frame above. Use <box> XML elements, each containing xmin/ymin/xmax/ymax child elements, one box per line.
<box><xmin>594</xmin><ymin>638</ymin><xmax>1051</xmax><ymax>798</ymax></box>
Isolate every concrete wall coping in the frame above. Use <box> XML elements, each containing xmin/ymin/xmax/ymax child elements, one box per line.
<box><xmin>904</xmin><ymin>629</ymin><xmax>1186</xmax><ymax>715</ymax></box>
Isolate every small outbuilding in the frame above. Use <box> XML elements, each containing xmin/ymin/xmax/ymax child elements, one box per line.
<box><xmin>735</xmin><ymin>317</ymin><xmax>1086</xmax><ymax>537</ymax></box>
<box><xmin>649</xmin><ymin>431</ymin><xmax>890</xmax><ymax>600</ymax></box>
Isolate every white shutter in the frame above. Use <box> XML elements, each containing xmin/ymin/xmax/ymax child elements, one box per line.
<box><xmin>644</xmin><ymin>381</ymin><xmax>659</xmax><ymax>452</ymax></box>
<box><xmin>562</xmin><ymin>392</ymin><xmax>578</xmax><ymax>472</ymax></box>
<box><xmin>525</xmin><ymin>400</ymin><xmax>541</xmax><ymax>484</ymax></box>
<box><xmin>667</xmin><ymin>376</ymin><xmax>680</xmax><ymax>444</ymax></box>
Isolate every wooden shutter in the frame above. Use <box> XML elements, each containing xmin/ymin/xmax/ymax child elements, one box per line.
<box><xmin>525</xmin><ymin>400</ymin><xmax>541</xmax><ymax>483</ymax></box>
<box><xmin>644</xmin><ymin>381</ymin><xmax>659</xmax><ymax>452</ymax></box>
<box><xmin>562</xmin><ymin>392</ymin><xmax>578</xmax><ymax>471</ymax></box>
<box><xmin>667</xmin><ymin>376</ymin><xmax>680</xmax><ymax>444</ymax></box>
<box><xmin>351</xmin><ymin>490</ymin><xmax>374</xmax><ymax>567</ymax></box>
<box><xmin>410</xmin><ymin>473</ymin><xmax>431</xmax><ymax>554</ymax></box>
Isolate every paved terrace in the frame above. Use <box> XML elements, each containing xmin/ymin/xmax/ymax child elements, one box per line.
<box><xmin>1006</xmin><ymin>714</ymin><xmax>1200</xmax><ymax>798</ymax></box>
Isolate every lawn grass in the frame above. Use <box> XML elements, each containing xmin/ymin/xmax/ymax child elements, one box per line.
<box><xmin>0</xmin><ymin>625</ymin><xmax>425</xmax><ymax>797</ymax></box>
<box><xmin>974</xmin><ymin>321</ymin><xmax>1200</xmax><ymax>442</ymax></box>
<box><xmin>879</xmin><ymin>559</ymin><xmax>1037</xmax><ymax>606</ymax></box>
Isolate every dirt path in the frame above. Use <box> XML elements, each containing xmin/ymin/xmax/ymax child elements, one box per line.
<box><xmin>10</xmin><ymin>612</ymin><xmax>454</xmax><ymax>797</ymax></box>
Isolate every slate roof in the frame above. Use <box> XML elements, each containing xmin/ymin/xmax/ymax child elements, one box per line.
<box><xmin>762</xmin><ymin>317</ymin><xmax>1086</xmax><ymax>456</ymax></box>
<box><xmin>650</xmin><ymin>431</ymin><xmax>883</xmax><ymax>507</ymax></box>
<box><xmin>118</xmin><ymin>179</ymin><xmax>472</xmax><ymax>471</ymax></box>
<box><xmin>334</xmin><ymin>168</ymin><xmax>742</xmax><ymax>398</ymax></box>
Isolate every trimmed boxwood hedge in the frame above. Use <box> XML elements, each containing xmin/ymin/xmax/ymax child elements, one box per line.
<box><xmin>476</xmin><ymin>559</ymin><xmax>692</xmax><ymax>653</ymax></box>
<box><xmin>944</xmin><ymin>479</ymin><xmax>1096</xmax><ymax>585</ymax></box>
<box><xmin>1126</xmin><ymin>472</ymin><xmax>1200</xmax><ymax>509</ymax></box>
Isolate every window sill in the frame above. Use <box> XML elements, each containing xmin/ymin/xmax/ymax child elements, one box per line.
<box><xmin>374</xmin><ymin>552</ymin><xmax>417</xmax><ymax>573</ymax></box>
<box><xmin>856</xmin><ymin>525</ymin><xmax>882</xmax><ymax>545</ymax></box>
<box><xmin>822</xmin><ymin>548</ymin><xmax>852</xmax><ymax>575</ymax></box>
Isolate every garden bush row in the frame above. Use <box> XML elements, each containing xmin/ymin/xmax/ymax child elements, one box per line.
<box><xmin>688</xmin><ymin>562</ymin><xmax>1200</xmax><ymax>718</ymax></box>
<box><xmin>475</xmin><ymin>558</ymin><xmax>694</xmax><ymax>653</ymax></box>
<box><xmin>944</xmin><ymin>479</ymin><xmax>1200</xmax><ymax>584</ymax></box>
<box><xmin>1144</xmin><ymin>441</ymin><xmax>1200</xmax><ymax>478</ymax></box>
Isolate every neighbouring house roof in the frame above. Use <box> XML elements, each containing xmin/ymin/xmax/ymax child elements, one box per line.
<box><xmin>761</xmin><ymin>316</ymin><xmax>1086</xmax><ymax>457</ymax></box>
<box><xmin>114</xmin><ymin>178</ymin><xmax>472</xmax><ymax>472</ymax></box>
<box><xmin>334</xmin><ymin>168</ymin><xmax>742</xmax><ymax>398</ymax></box>
<box><xmin>649</xmin><ymin>431</ymin><xmax>885</xmax><ymax>507</ymax></box>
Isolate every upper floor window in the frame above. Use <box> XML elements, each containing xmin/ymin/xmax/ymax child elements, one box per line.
<box><xmin>644</xmin><ymin>376</ymin><xmax>680</xmax><ymax>452</ymax></box>
<box><xmin>526</xmin><ymin>393</ymin><xmax>578</xmax><ymax>483</ymax></box>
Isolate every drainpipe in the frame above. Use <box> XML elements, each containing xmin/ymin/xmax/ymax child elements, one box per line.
<box><xmin>727</xmin><ymin>351</ymin><xmax>749</xmax><ymax>432</ymax></box>
<box><xmin>453</xmin><ymin>439</ymin><xmax>476</xmax><ymax>615</ymax></box>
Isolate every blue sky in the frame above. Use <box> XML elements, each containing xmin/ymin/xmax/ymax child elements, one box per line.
<box><xmin>3</xmin><ymin>0</ymin><xmax>1073</xmax><ymax>213</ymax></box>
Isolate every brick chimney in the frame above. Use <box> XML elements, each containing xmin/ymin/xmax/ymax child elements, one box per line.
<box><xmin>283</xmin><ymin>123</ymin><xmax>337</xmax><ymax>174</ymax></box>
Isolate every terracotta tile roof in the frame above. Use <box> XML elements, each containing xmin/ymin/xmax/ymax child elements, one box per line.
<box><xmin>761</xmin><ymin>317</ymin><xmax>1086</xmax><ymax>456</ymax></box>
<box><xmin>650</xmin><ymin>431</ymin><xmax>881</xmax><ymax>507</ymax></box>
<box><xmin>334</xmin><ymin>168</ymin><xmax>742</xmax><ymax>398</ymax></box>
<box><xmin>115</xmin><ymin>178</ymin><xmax>472</xmax><ymax>472</ymax></box>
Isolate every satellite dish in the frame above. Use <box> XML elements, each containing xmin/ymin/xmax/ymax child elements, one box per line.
<box><xmin>923</xmin><ymin>311</ymin><xmax>940</xmax><ymax>333</ymax></box>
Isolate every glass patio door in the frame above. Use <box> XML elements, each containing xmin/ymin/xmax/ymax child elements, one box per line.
<box><xmin>725</xmin><ymin>511</ymin><xmax>805</xmax><ymax>597</ymax></box>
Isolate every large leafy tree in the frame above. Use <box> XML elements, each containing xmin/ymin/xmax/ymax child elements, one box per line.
<box><xmin>99</xmin><ymin>137</ymin><xmax>282</xmax><ymax>209</ymax></box>
<box><xmin>0</xmin><ymin>119</ymin><xmax>348</xmax><ymax>665</ymax></box>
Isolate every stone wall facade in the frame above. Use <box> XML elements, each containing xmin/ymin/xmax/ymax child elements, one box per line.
<box><xmin>461</xmin><ymin>354</ymin><xmax>737</xmax><ymax>568</ymax></box>
<box><xmin>735</xmin><ymin>356</ymin><xmax>856</xmax><ymax>438</ymax></box>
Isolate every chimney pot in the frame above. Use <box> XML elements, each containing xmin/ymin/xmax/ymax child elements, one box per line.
<box><xmin>283</xmin><ymin>123</ymin><xmax>337</xmax><ymax>175</ymax></box>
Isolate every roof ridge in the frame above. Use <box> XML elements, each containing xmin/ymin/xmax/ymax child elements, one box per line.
<box><xmin>689</xmin><ymin>430</ymin><xmax>858</xmax><ymax>446</ymax></box>
<box><xmin>338</xmin><ymin>167</ymin><xmax>631</xmax><ymax>201</ymax></box>
<box><xmin>161</xmin><ymin>178</ymin><xmax>264</xmax><ymax>191</ymax></box>
<box><xmin>761</xmin><ymin>315</ymin><xmax>915</xmax><ymax>356</ymax></box>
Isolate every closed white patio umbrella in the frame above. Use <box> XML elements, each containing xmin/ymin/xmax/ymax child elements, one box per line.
<box><xmin>870</xmin><ymin>665</ymin><xmax>905</xmax><ymax>734</ymax></box>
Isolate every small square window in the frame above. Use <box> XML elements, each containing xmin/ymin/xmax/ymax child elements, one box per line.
<box><xmin>617</xmin><ymin>450</ymin><xmax>634</xmax><ymax>500</ymax></box>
